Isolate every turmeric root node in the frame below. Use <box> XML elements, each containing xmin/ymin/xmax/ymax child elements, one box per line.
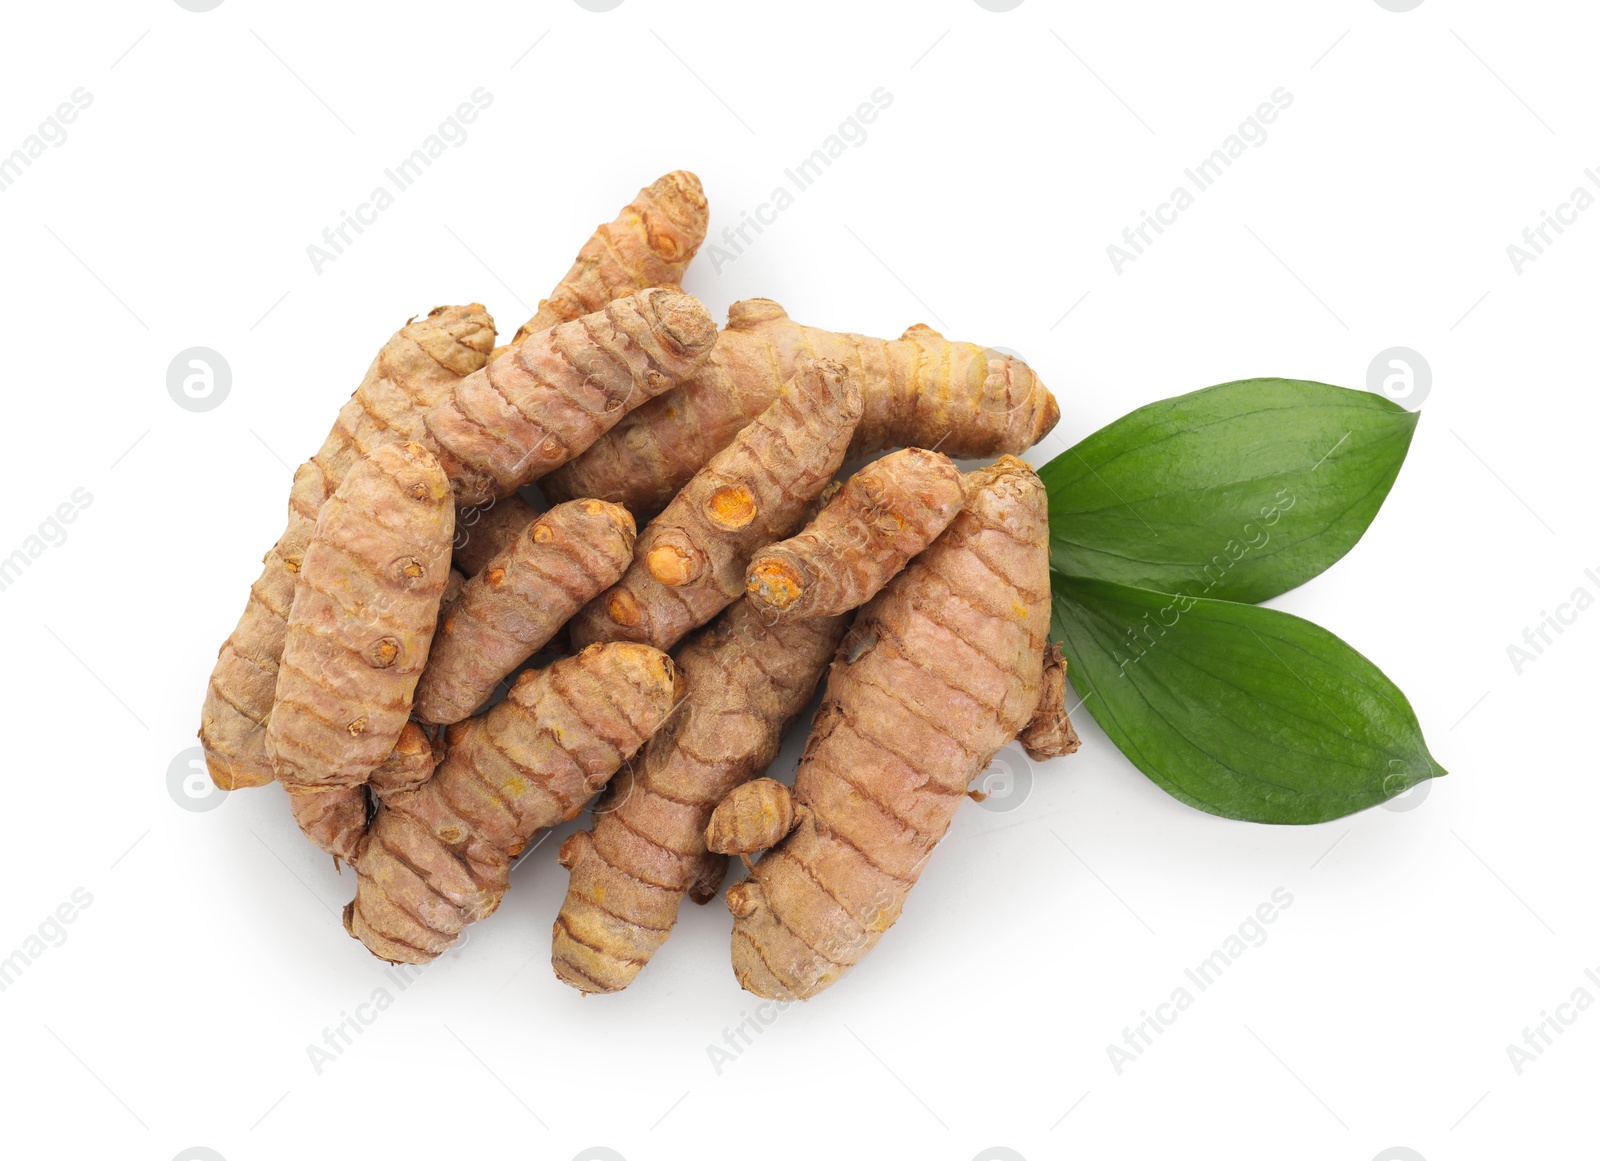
<box><xmin>705</xmin><ymin>777</ymin><xmax>798</xmax><ymax>856</ymax></box>
<box><xmin>705</xmin><ymin>483</ymin><xmax>756</xmax><ymax>529</ymax></box>
<box><xmin>726</xmin><ymin>880</ymin><xmax>761</xmax><ymax>920</ymax></box>
<box><xmin>746</xmin><ymin>560</ymin><xmax>804</xmax><ymax>611</ymax></box>
<box><xmin>646</xmin><ymin>542</ymin><xmax>701</xmax><ymax>587</ymax></box>
<box><xmin>606</xmin><ymin>588</ymin><xmax>643</xmax><ymax>628</ymax></box>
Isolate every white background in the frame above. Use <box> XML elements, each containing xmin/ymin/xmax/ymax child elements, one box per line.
<box><xmin>0</xmin><ymin>2</ymin><xmax>1593</xmax><ymax>1159</ymax></box>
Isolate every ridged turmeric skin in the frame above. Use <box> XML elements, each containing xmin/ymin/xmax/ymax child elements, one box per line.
<box><xmin>543</xmin><ymin>299</ymin><xmax>1061</xmax><ymax>516</ymax></box>
<box><xmin>411</xmin><ymin>499</ymin><xmax>636</xmax><ymax>725</ymax></box>
<box><xmin>725</xmin><ymin>457</ymin><xmax>1054</xmax><ymax>1000</ymax></box>
<box><xmin>424</xmin><ymin>289</ymin><xmax>717</xmax><ymax>507</ymax></box>
<box><xmin>745</xmin><ymin>446</ymin><xmax>965</xmax><ymax>620</ymax></box>
<box><xmin>265</xmin><ymin>441</ymin><xmax>455</xmax><ymax>791</ymax></box>
<box><xmin>567</xmin><ymin>358</ymin><xmax>862</xmax><ymax>652</ymax></box>
<box><xmin>550</xmin><ymin>601</ymin><xmax>847</xmax><ymax>994</ymax></box>
<box><xmin>502</xmin><ymin>170</ymin><xmax>709</xmax><ymax>353</ymax></box>
<box><xmin>345</xmin><ymin>643</ymin><xmax>676</xmax><ymax>965</ymax></box>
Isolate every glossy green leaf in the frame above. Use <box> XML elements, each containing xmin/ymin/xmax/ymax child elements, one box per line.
<box><xmin>1051</xmin><ymin>575</ymin><xmax>1446</xmax><ymax>824</ymax></box>
<box><xmin>1041</xmin><ymin>379</ymin><xmax>1418</xmax><ymax>603</ymax></box>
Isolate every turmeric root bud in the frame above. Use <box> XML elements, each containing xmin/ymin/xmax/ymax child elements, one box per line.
<box><xmin>1019</xmin><ymin>642</ymin><xmax>1081</xmax><ymax>760</ymax></box>
<box><xmin>745</xmin><ymin>447</ymin><xmax>965</xmax><ymax>620</ymax></box>
<box><xmin>705</xmin><ymin>778</ymin><xmax>799</xmax><ymax>856</ymax></box>
<box><xmin>645</xmin><ymin>536</ymin><xmax>703</xmax><ymax>587</ymax></box>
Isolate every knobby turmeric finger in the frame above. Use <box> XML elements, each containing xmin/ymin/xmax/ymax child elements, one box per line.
<box><xmin>551</xmin><ymin>601</ymin><xmax>848</xmax><ymax>994</ymax></box>
<box><xmin>568</xmin><ymin>357</ymin><xmax>862</xmax><ymax>652</ymax></box>
<box><xmin>720</xmin><ymin>457</ymin><xmax>1067</xmax><ymax>1001</ymax></box>
<box><xmin>266</xmin><ymin>441</ymin><xmax>455</xmax><ymax>792</ymax></box>
<box><xmin>413</xmin><ymin>499</ymin><xmax>637</xmax><ymax>725</ymax></box>
<box><xmin>345</xmin><ymin>643</ymin><xmax>677</xmax><ymax>965</ymax></box>
<box><xmin>498</xmin><ymin>170</ymin><xmax>709</xmax><ymax>356</ymax></box>
<box><xmin>543</xmin><ymin>299</ymin><xmax>1059</xmax><ymax>517</ymax></box>
<box><xmin>746</xmin><ymin>446</ymin><xmax>965</xmax><ymax>620</ymax></box>
<box><xmin>423</xmin><ymin>289</ymin><xmax>717</xmax><ymax>507</ymax></box>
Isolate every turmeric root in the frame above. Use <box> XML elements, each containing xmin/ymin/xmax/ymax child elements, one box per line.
<box><xmin>412</xmin><ymin>499</ymin><xmax>637</xmax><ymax>725</ymax></box>
<box><xmin>266</xmin><ymin>441</ymin><xmax>455</xmax><ymax>790</ymax></box>
<box><xmin>345</xmin><ymin>643</ymin><xmax>677</xmax><ymax>964</ymax></box>
<box><xmin>200</xmin><ymin>304</ymin><xmax>494</xmax><ymax>790</ymax></box>
<box><xmin>451</xmin><ymin>493</ymin><xmax>540</xmax><ymax>577</ymax></box>
<box><xmin>424</xmin><ymin>289</ymin><xmax>716</xmax><ymax>508</ymax></box>
<box><xmin>1019</xmin><ymin>642</ymin><xmax>1081</xmax><ymax>760</ymax></box>
<box><xmin>551</xmin><ymin>600</ymin><xmax>848</xmax><ymax>993</ymax></box>
<box><xmin>499</xmin><ymin>170</ymin><xmax>709</xmax><ymax>355</ymax></box>
<box><xmin>568</xmin><ymin>358</ymin><xmax>862</xmax><ymax>652</ymax></box>
<box><xmin>710</xmin><ymin>456</ymin><xmax>1064</xmax><ymax>1000</ymax></box>
<box><xmin>196</xmin><ymin>172</ymin><xmax>1088</xmax><ymax>1001</ymax></box>
<box><xmin>542</xmin><ymin>299</ymin><xmax>1060</xmax><ymax>516</ymax></box>
<box><xmin>746</xmin><ymin>447</ymin><xmax>964</xmax><ymax>620</ymax></box>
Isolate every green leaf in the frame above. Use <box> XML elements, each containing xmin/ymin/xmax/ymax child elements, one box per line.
<box><xmin>1051</xmin><ymin>575</ymin><xmax>1446</xmax><ymax>824</ymax></box>
<box><xmin>1040</xmin><ymin>379</ymin><xmax>1418</xmax><ymax>603</ymax></box>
